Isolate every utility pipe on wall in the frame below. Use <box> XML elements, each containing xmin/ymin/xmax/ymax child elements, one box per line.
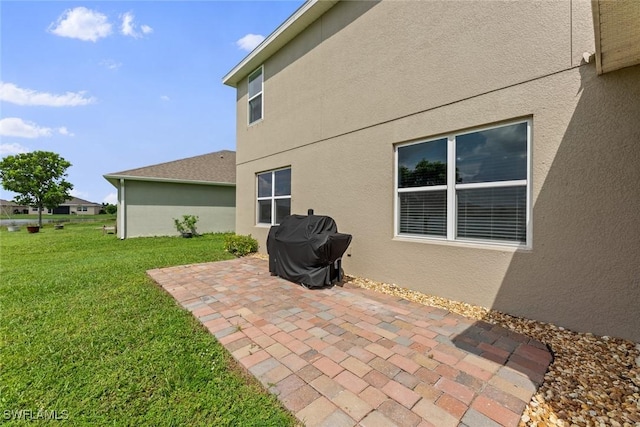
<box><xmin>119</xmin><ymin>178</ymin><xmax>126</xmax><ymax>239</ymax></box>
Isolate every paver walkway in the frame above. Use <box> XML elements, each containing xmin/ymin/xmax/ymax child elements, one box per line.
<box><xmin>148</xmin><ymin>258</ymin><xmax>552</xmax><ymax>427</ymax></box>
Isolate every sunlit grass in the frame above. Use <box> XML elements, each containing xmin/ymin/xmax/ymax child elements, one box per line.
<box><xmin>1</xmin><ymin>213</ymin><xmax>115</xmax><ymax>221</ymax></box>
<box><xmin>0</xmin><ymin>222</ymin><xmax>296</xmax><ymax>426</ymax></box>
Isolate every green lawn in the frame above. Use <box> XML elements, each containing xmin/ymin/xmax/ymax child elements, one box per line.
<box><xmin>1</xmin><ymin>214</ymin><xmax>114</xmax><ymax>221</ymax></box>
<box><xmin>0</xmin><ymin>222</ymin><xmax>297</xmax><ymax>426</ymax></box>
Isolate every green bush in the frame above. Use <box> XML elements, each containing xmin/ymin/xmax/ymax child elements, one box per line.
<box><xmin>224</xmin><ymin>234</ymin><xmax>259</xmax><ymax>257</ymax></box>
<box><xmin>174</xmin><ymin>215</ymin><xmax>199</xmax><ymax>235</ymax></box>
<box><xmin>104</xmin><ymin>203</ymin><xmax>117</xmax><ymax>214</ymax></box>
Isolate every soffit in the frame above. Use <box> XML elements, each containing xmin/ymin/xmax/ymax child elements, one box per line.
<box><xmin>223</xmin><ymin>0</ymin><xmax>338</xmax><ymax>87</ymax></box>
<box><xmin>592</xmin><ymin>0</ymin><xmax>640</xmax><ymax>74</ymax></box>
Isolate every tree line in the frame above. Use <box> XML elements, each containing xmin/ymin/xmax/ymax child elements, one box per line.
<box><xmin>0</xmin><ymin>150</ymin><xmax>116</xmax><ymax>225</ymax></box>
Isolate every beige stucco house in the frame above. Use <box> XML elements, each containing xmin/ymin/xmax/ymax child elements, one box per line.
<box><xmin>0</xmin><ymin>199</ymin><xmax>28</xmax><ymax>215</ymax></box>
<box><xmin>51</xmin><ymin>197</ymin><xmax>102</xmax><ymax>215</ymax></box>
<box><xmin>223</xmin><ymin>0</ymin><xmax>640</xmax><ymax>342</ymax></box>
<box><xmin>104</xmin><ymin>150</ymin><xmax>236</xmax><ymax>239</ymax></box>
<box><xmin>2</xmin><ymin>197</ymin><xmax>101</xmax><ymax>215</ymax></box>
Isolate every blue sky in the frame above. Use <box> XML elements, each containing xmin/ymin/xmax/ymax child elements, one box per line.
<box><xmin>0</xmin><ymin>1</ymin><xmax>304</xmax><ymax>205</ymax></box>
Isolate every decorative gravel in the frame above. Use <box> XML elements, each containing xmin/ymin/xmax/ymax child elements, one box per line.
<box><xmin>344</xmin><ymin>275</ymin><xmax>640</xmax><ymax>427</ymax></box>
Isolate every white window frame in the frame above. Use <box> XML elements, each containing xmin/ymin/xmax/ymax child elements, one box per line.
<box><xmin>394</xmin><ymin>119</ymin><xmax>532</xmax><ymax>248</ymax></box>
<box><xmin>256</xmin><ymin>167</ymin><xmax>291</xmax><ymax>226</ymax></box>
<box><xmin>247</xmin><ymin>66</ymin><xmax>263</xmax><ymax>125</ymax></box>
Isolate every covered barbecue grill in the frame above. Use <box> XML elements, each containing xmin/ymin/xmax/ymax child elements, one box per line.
<box><xmin>267</xmin><ymin>210</ymin><xmax>352</xmax><ymax>288</ymax></box>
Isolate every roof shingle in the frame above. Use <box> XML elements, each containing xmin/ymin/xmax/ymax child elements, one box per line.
<box><xmin>106</xmin><ymin>150</ymin><xmax>236</xmax><ymax>184</ymax></box>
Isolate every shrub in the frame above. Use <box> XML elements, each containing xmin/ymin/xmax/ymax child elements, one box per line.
<box><xmin>104</xmin><ymin>204</ymin><xmax>117</xmax><ymax>215</ymax></box>
<box><xmin>224</xmin><ymin>234</ymin><xmax>259</xmax><ymax>257</ymax></box>
<box><xmin>174</xmin><ymin>215</ymin><xmax>199</xmax><ymax>235</ymax></box>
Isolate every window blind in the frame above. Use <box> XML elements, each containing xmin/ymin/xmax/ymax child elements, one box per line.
<box><xmin>456</xmin><ymin>186</ymin><xmax>526</xmax><ymax>242</ymax></box>
<box><xmin>399</xmin><ymin>191</ymin><xmax>447</xmax><ymax>236</ymax></box>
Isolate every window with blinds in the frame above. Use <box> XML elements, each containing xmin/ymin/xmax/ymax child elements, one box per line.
<box><xmin>396</xmin><ymin>120</ymin><xmax>530</xmax><ymax>245</ymax></box>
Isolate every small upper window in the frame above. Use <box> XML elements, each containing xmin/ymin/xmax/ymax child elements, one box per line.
<box><xmin>248</xmin><ymin>67</ymin><xmax>263</xmax><ymax>124</ymax></box>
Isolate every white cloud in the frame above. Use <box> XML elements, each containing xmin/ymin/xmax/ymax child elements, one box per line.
<box><xmin>49</xmin><ymin>7</ymin><xmax>112</xmax><ymax>42</ymax></box>
<box><xmin>121</xmin><ymin>12</ymin><xmax>136</xmax><ymax>37</ymax></box>
<box><xmin>103</xmin><ymin>192</ymin><xmax>118</xmax><ymax>204</ymax></box>
<box><xmin>99</xmin><ymin>59</ymin><xmax>122</xmax><ymax>71</ymax></box>
<box><xmin>0</xmin><ymin>118</ymin><xmax>73</xmax><ymax>139</ymax></box>
<box><xmin>121</xmin><ymin>12</ymin><xmax>152</xmax><ymax>38</ymax></box>
<box><xmin>0</xmin><ymin>118</ymin><xmax>53</xmax><ymax>138</ymax></box>
<box><xmin>160</xmin><ymin>95</ymin><xmax>170</xmax><ymax>101</ymax></box>
<box><xmin>58</xmin><ymin>127</ymin><xmax>75</xmax><ymax>137</ymax></box>
<box><xmin>0</xmin><ymin>82</ymin><xmax>96</xmax><ymax>106</ymax></box>
<box><xmin>236</xmin><ymin>34</ymin><xmax>265</xmax><ymax>52</ymax></box>
<box><xmin>0</xmin><ymin>143</ymin><xmax>29</xmax><ymax>157</ymax></box>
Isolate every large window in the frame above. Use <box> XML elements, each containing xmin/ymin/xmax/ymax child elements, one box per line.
<box><xmin>257</xmin><ymin>168</ymin><xmax>291</xmax><ymax>225</ymax></box>
<box><xmin>248</xmin><ymin>66</ymin><xmax>263</xmax><ymax>124</ymax></box>
<box><xmin>396</xmin><ymin>120</ymin><xmax>530</xmax><ymax>245</ymax></box>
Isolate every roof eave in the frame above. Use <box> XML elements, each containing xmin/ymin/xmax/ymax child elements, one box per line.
<box><xmin>592</xmin><ymin>0</ymin><xmax>603</xmax><ymax>75</ymax></box>
<box><xmin>591</xmin><ymin>0</ymin><xmax>640</xmax><ymax>75</ymax></box>
<box><xmin>222</xmin><ymin>0</ymin><xmax>338</xmax><ymax>88</ymax></box>
<box><xmin>103</xmin><ymin>174</ymin><xmax>236</xmax><ymax>187</ymax></box>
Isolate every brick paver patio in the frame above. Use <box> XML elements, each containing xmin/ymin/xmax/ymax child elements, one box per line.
<box><xmin>148</xmin><ymin>258</ymin><xmax>552</xmax><ymax>427</ymax></box>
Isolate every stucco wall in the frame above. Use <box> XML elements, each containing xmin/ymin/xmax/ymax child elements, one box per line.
<box><xmin>234</xmin><ymin>1</ymin><xmax>640</xmax><ymax>342</ymax></box>
<box><xmin>72</xmin><ymin>206</ymin><xmax>100</xmax><ymax>215</ymax></box>
<box><xmin>121</xmin><ymin>180</ymin><xmax>235</xmax><ymax>238</ymax></box>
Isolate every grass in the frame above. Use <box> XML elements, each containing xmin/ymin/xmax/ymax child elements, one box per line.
<box><xmin>0</xmin><ymin>222</ymin><xmax>297</xmax><ymax>426</ymax></box>
<box><xmin>1</xmin><ymin>214</ymin><xmax>114</xmax><ymax>221</ymax></box>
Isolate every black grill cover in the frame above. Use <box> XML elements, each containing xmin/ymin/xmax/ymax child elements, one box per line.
<box><xmin>267</xmin><ymin>214</ymin><xmax>352</xmax><ymax>288</ymax></box>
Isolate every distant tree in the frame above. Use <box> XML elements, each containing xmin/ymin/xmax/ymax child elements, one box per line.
<box><xmin>101</xmin><ymin>203</ymin><xmax>117</xmax><ymax>215</ymax></box>
<box><xmin>399</xmin><ymin>160</ymin><xmax>448</xmax><ymax>187</ymax></box>
<box><xmin>399</xmin><ymin>160</ymin><xmax>461</xmax><ymax>187</ymax></box>
<box><xmin>414</xmin><ymin>160</ymin><xmax>447</xmax><ymax>186</ymax></box>
<box><xmin>0</xmin><ymin>151</ymin><xmax>73</xmax><ymax>227</ymax></box>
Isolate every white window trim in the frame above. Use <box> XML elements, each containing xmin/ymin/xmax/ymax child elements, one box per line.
<box><xmin>256</xmin><ymin>167</ymin><xmax>291</xmax><ymax>226</ymax></box>
<box><xmin>394</xmin><ymin>119</ymin><xmax>532</xmax><ymax>249</ymax></box>
<box><xmin>247</xmin><ymin>65</ymin><xmax>263</xmax><ymax>126</ymax></box>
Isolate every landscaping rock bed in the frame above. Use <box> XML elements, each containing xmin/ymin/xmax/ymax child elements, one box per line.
<box><xmin>345</xmin><ymin>275</ymin><xmax>640</xmax><ymax>427</ymax></box>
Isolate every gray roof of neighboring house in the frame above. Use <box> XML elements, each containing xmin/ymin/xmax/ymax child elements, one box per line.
<box><xmin>0</xmin><ymin>199</ymin><xmax>26</xmax><ymax>207</ymax></box>
<box><xmin>104</xmin><ymin>150</ymin><xmax>236</xmax><ymax>185</ymax></box>
<box><xmin>0</xmin><ymin>197</ymin><xmax>99</xmax><ymax>207</ymax></box>
<box><xmin>61</xmin><ymin>197</ymin><xmax>101</xmax><ymax>207</ymax></box>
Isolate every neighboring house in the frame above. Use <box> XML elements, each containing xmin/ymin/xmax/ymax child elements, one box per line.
<box><xmin>103</xmin><ymin>150</ymin><xmax>236</xmax><ymax>239</ymax></box>
<box><xmin>223</xmin><ymin>1</ymin><xmax>640</xmax><ymax>342</ymax></box>
<box><xmin>48</xmin><ymin>197</ymin><xmax>102</xmax><ymax>215</ymax></box>
<box><xmin>1</xmin><ymin>197</ymin><xmax>100</xmax><ymax>215</ymax></box>
<box><xmin>0</xmin><ymin>199</ymin><xmax>28</xmax><ymax>215</ymax></box>
<box><xmin>69</xmin><ymin>197</ymin><xmax>102</xmax><ymax>215</ymax></box>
